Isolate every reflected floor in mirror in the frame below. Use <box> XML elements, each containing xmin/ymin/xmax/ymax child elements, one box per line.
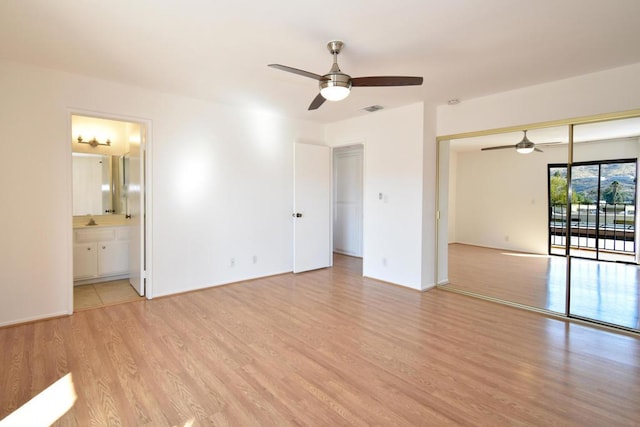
<box><xmin>446</xmin><ymin>243</ymin><xmax>640</xmax><ymax>330</ymax></box>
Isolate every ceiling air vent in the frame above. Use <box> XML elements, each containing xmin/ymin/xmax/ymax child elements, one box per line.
<box><xmin>361</xmin><ymin>105</ymin><xmax>384</xmax><ymax>113</ymax></box>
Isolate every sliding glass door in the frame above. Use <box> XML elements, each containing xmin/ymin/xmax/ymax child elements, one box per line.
<box><xmin>548</xmin><ymin>159</ymin><xmax>637</xmax><ymax>262</ymax></box>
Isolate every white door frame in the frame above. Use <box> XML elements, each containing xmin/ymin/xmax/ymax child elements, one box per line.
<box><xmin>67</xmin><ymin>109</ymin><xmax>153</xmax><ymax>310</ymax></box>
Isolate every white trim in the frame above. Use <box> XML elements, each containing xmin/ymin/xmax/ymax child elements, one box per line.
<box><xmin>143</xmin><ymin>120</ymin><xmax>153</xmax><ymax>298</ymax></box>
<box><xmin>421</xmin><ymin>283</ymin><xmax>436</xmax><ymax>292</ymax></box>
<box><xmin>73</xmin><ymin>273</ymin><xmax>129</xmax><ymax>286</ymax></box>
<box><xmin>65</xmin><ymin>114</ymin><xmax>74</xmax><ymax>314</ymax></box>
<box><xmin>0</xmin><ymin>311</ymin><xmax>70</xmax><ymax>328</ymax></box>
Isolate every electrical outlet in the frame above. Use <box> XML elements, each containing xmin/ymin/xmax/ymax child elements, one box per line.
<box><xmin>230</xmin><ymin>258</ymin><xmax>235</xmax><ymax>267</ymax></box>
<box><xmin>252</xmin><ymin>255</ymin><xmax>257</xmax><ymax>264</ymax></box>
<box><xmin>382</xmin><ymin>257</ymin><xmax>387</xmax><ymax>267</ymax></box>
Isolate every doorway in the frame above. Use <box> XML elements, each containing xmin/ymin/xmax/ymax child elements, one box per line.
<box><xmin>70</xmin><ymin>114</ymin><xmax>148</xmax><ymax>310</ymax></box>
<box><xmin>333</xmin><ymin>144</ymin><xmax>364</xmax><ymax>259</ymax></box>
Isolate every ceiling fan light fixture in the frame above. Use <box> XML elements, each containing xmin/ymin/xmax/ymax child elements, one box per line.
<box><xmin>320</xmin><ymin>85</ymin><xmax>350</xmax><ymax>101</ymax></box>
<box><xmin>319</xmin><ymin>73</ymin><xmax>352</xmax><ymax>101</ymax></box>
<box><xmin>515</xmin><ymin>130</ymin><xmax>535</xmax><ymax>154</ymax></box>
<box><xmin>516</xmin><ymin>145</ymin><xmax>535</xmax><ymax>154</ymax></box>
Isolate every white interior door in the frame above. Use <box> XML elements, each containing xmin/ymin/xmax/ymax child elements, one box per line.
<box><xmin>127</xmin><ymin>128</ymin><xmax>144</xmax><ymax>295</ymax></box>
<box><xmin>293</xmin><ymin>142</ymin><xmax>332</xmax><ymax>273</ymax></box>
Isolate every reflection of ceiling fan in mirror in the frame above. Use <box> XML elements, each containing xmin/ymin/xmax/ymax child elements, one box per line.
<box><xmin>481</xmin><ymin>130</ymin><xmax>562</xmax><ymax>154</ymax></box>
<box><xmin>482</xmin><ymin>130</ymin><xmax>539</xmax><ymax>154</ymax></box>
<box><xmin>268</xmin><ymin>40</ymin><xmax>423</xmax><ymax>110</ymax></box>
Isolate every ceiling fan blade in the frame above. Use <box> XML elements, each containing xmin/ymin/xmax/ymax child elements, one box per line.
<box><xmin>268</xmin><ymin>64</ymin><xmax>323</xmax><ymax>81</ymax></box>
<box><xmin>534</xmin><ymin>147</ymin><xmax>543</xmax><ymax>152</ymax></box>
<box><xmin>481</xmin><ymin>145</ymin><xmax>516</xmax><ymax>151</ymax></box>
<box><xmin>308</xmin><ymin>93</ymin><xmax>326</xmax><ymax>110</ymax></box>
<box><xmin>351</xmin><ymin>76</ymin><xmax>423</xmax><ymax>87</ymax></box>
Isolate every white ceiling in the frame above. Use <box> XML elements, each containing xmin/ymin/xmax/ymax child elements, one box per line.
<box><xmin>2</xmin><ymin>0</ymin><xmax>640</xmax><ymax>124</ymax></box>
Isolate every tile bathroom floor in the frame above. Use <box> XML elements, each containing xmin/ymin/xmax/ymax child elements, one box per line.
<box><xmin>74</xmin><ymin>279</ymin><xmax>144</xmax><ymax>311</ymax></box>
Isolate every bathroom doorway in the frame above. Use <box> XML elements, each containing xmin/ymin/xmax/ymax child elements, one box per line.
<box><xmin>70</xmin><ymin>114</ymin><xmax>148</xmax><ymax>310</ymax></box>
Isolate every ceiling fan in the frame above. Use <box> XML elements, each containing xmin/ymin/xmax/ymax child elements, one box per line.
<box><xmin>268</xmin><ymin>40</ymin><xmax>423</xmax><ymax>110</ymax></box>
<box><xmin>481</xmin><ymin>130</ymin><xmax>544</xmax><ymax>154</ymax></box>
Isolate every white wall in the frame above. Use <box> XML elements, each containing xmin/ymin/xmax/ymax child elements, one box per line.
<box><xmin>0</xmin><ymin>59</ymin><xmax>324</xmax><ymax>326</ymax></box>
<box><xmin>453</xmin><ymin>144</ymin><xmax>566</xmax><ymax>253</ymax></box>
<box><xmin>421</xmin><ymin>103</ymin><xmax>438</xmax><ymax>289</ymax></box>
<box><xmin>0</xmin><ymin>61</ymin><xmax>72</xmax><ymax>326</ymax></box>
<box><xmin>438</xmin><ymin>63</ymin><xmax>640</xmax><ymax>136</ymax></box>
<box><xmin>325</xmin><ymin>103</ymin><xmax>427</xmax><ymax>289</ymax></box>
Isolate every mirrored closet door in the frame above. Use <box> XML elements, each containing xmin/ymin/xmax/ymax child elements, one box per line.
<box><xmin>438</xmin><ymin>125</ymin><xmax>569</xmax><ymax>314</ymax></box>
<box><xmin>568</xmin><ymin>117</ymin><xmax>640</xmax><ymax>331</ymax></box>
<box><xmin>437</xmin><ymin>113</ymin><xmax>640</xmax><ymax>332</ymax></box>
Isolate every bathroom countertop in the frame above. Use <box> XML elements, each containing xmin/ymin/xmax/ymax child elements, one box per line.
<box><xmin>73</xmin><ymin>222</ymin><xmax>130</xmax><ymax>229</ymax></box>
<box><xmin>73</xmin><ymin>215</ymin><xmax>131</xmax><ymax>229</ymax></box>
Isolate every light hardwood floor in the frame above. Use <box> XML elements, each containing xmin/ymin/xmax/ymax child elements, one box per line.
<box><xmin>2</xmin><ymin>254</ymin><xmax>639</xmax><ymax>425</ymax></box>
<box><xmin>447</xmin><ymin>243</ymin><xmax>640</xmax><ymax>329</ymax></box>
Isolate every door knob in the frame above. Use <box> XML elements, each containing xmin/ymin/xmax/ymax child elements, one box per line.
<box><xmin>292</xmin><ymin>213</ymin><xmax>303</xmax><ymax>218</ymax></box>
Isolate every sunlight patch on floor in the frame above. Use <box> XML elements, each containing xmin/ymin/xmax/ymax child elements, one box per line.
<box><xmin>501</xmin><ymin>252</ymin><xmax>550</xmax><ymax>258</ymax></box>
<box><xmin>0</xmin><ymin>373</ymin><xmax>76</xmax><ymax>426</ymax></box>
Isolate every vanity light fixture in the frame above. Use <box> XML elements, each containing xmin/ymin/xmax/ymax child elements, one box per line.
<box><xmin>76</xmin><ymin>136</ymin><xmax>111</xmax><ymax>147</ymax></box>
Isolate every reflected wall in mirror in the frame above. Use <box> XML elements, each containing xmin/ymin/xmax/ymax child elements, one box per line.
<box><xmin>71</xmin><ymin>115</ymin><xmax>140</xmax><ymax>217</ymax></box>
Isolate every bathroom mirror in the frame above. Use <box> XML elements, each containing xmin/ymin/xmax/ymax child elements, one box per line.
<box><xmin>72</xmin><ymin>153</ymin><xmax>126</xmax><ymax>216</ymax></box>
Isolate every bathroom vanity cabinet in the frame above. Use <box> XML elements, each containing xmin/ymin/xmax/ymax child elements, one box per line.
<box><xmin>73</xmin><ymin>225</ymin><xmax>130</xmax><ymax>283</ymax></box>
